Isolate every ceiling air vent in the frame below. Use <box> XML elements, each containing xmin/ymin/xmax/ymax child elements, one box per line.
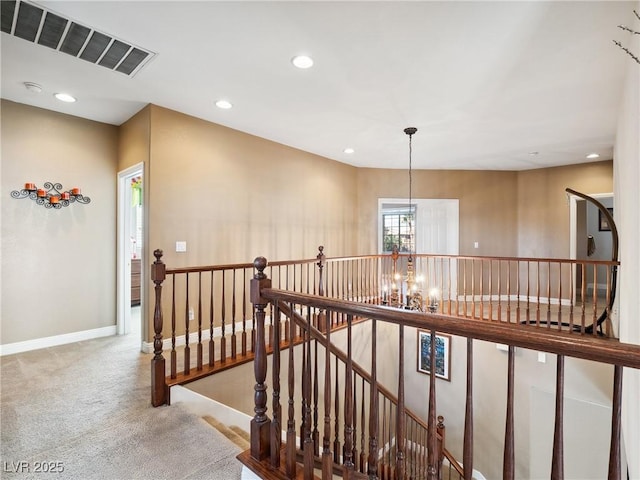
<box><xmin>1</xmin><ymin>0</ymin><xmax>155</xmax><ymax>76</ymax></box>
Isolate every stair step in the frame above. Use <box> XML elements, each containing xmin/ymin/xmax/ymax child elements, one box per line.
<box><xmin>202</xmin><ymin>415</ymin><xmax>250</xmax><ymax>450</ymax></box>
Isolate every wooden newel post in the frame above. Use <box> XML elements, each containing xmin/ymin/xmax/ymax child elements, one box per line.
<box><xmin>316</xmin><ymin>245</ymin><xmax>327</xmax><ymax>331</ymax></box>
<box><xmin>250</xmin><ymin>256</ymin><xmax>272</xmax><ymax>460</ymax></box>
<box><xmin>151</xmin><ymin>249</ymin><xmax>167</xmax><ymax>407</ymax></box>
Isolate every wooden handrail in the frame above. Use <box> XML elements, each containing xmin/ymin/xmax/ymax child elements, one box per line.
<box><xmin>261</xmin><ymin>289</ymin><xmax>640</xmax><ymax>369</ymax></box>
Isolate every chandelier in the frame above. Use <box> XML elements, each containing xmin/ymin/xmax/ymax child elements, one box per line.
<box><xmin>383</xmin><ymin>127</ymin><xmax>438</xmax><ymax>313</ymax></box>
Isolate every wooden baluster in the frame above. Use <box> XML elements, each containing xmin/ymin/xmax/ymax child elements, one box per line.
<box><xmin>171</xmin><ymin>276</ymin><xmax>177</xmax><ymax>378</ymax></box>
<box><xmin>304</xmin><ymin>307</ymin><xmax>315</xmax><ymax>479</ymax></box>
<box><xmin>360</xmin><ymin>378</ymin><xmax>366</xmax><ymax>473</ymax></box>
<box><xmin>605</xmin><ymin>268</ymin><xmax>612</xmax><ymax>337</ymax></box>
<box><xmin>220</xmin><ymin>271</ymin><xmax>226</xmax><ymax>363</ymax></box>
<box><xmin>557</xmin><ymin>263</ymin><xmax>562</xmax><ymax>331</ymax></box>
<box><xmin>380</xmin><ymin>397</ymin><xmax>387</xmax><ymax>479</ymax></box>
<box><xmin>427</xmin><ymin>329</ymin><xmax>438</xmax><ymax>480</ymax></box>
<box><xmin>387</xmin><ymin>402</ymin><xmax>394</xmax><ymax>480</ymax></box>
<box><xmin>551</xmin><ymin>354</ymin><xmax>565</xmax><ymax>480</ymax></box>
<box><xmin>334</xmin><ymin>355</ymin><xmax>341</xmax><ymax>464</ymax></box>
<box><xmin>271</xmin><ymin>301</ymin><xmax>282</xmax><ymax>468</ymax></box>
<box><xmin>313</xmin><ymin>339</ymin><xmax>320</xmax><ymax>455</ymax></box>
<box><xmin>479</xmin><ymin>260</ymin><xmax>483</xmax><ymax>320</ymax></box>
<box><xmin>503</xmin><ymin>346</ymin><xmax>515</xmax><ymax>480</ymax></box>
<box><xmin>580</xmin><ymin>263</ymin><xmax>587</xmax><ymax>333</ymax></box>
<box><xmin>184</xmin><ymin>273</ymin><xmax>191</xmax><ymax>375</ymax></box>
<box><xmin>536</xmin><ymin>262</ymin><xmax>541</xmax><ymax>327</ymax></box>
<box><xmin>547</xmin><ymin>262</ymin><xmax>552</xmax><ymax>328</ymax></box>
<box><xmin>322</xmin><ymin>309</ymin><xmax>332</xmax><ymax>479</ymax></box>
<box><xmin>592</xmin><ymin>266</ymin><xmax>598</xmax><ymax>335</ymax></box>
<box><xmin>526</xmin><ymin>261</ymin><xmax>531</xmax><ymax>325</ymax></box>
<box><xmin>250</xmin><ymin>257</ymin><xmax>271</xmax><ymax>461</ymax></box>
<box><xmin>608</xmin><ymin>365</ymin><xmax>623</xmax><ymax>480</ymax></box>
<box><xmin>447</xmin><ymin>257</ymin><xmax>452</xmax><ymax>315</ymax></box>
<box><xmin>464</xmin><ymin>338</ymin><xmax>474</xmax><ymax>480</ymax></box>
<box><xmin>242</xmin><ymin>269</ymin><xmax>247</xmax><ymax>356</ymax></box>
<box><xmin>231</xmin><ymin>269</ymin><xmax>237</xmax><ymax>359</ymax></box>
<box><xmin>343</xmin><ymin>315</ymin><xmax>355</xmax><ymax>478</ymax></box>
<box><xmin>209</xmin><ymin>271</ymin><xmax>215</xmax><ymax>367</ymax></box>
<box><xmin>506</xmin><ymin>261</ymin><xmax>511</xmax><ymax>324</ymax></box>
<box><xmin>496</xmin><ymin>260</ymin><xmax>501</xmax><ymax>321</ymax></box>
<box><xmin>197</xmin><ymin>272</ymin><xmax>203</xmax><ymax>370</ymax></box>
<box><xmin>569</xmin><ymin>263</ymin><xmax>575</xmax><ymax>332</ymax></box>
<box><xmin>286</xmin><ymin>302</ymin><xmax>297</xmax><ymax>478</ymax></box>
<box><xmin>300</xmin><ymin>324</ymin><xmax>308</xmax><ymax>450</ymax></box>
<box><xmin>516</xmin><ymin>260</ymin><xmax>521</xmax><ymax>324</ymax></box>
<box><xmin>352</xmin><ymin>374</ymin><xmax>358</xmax><ymax>472</ymax></box>
<box><xmin>462</xmin><ymin>259</ymin><xmax>468</xmax><ymax>318</ymax></box>
<box><xmin>151</xmin><ymin>249</ymin><xmax>167</xmax><ymax>407</ymax></box>
<box><xmin>396</xmin><ymin>324</ymin><xmax>405</xmax><ymax>480</ymax></box>
<box><xmin>437</xmin><ymin>415</ymin><xmax>445</xmax><ymax>472</ymax></box>
<box><xmin>368</xmin><ymin>319</ymin><xmax>379</xmax><ymax>479</ymax></box>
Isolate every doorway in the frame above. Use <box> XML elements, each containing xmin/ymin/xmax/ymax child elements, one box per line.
<box><xmin>568</xmin><ymin>192</ymin><xmax>613</xmax><ymax>301</ymax></box>
<box><xmin>117</xmin><ymin>163</ymin><xmax>144</xmax><ymax>342</ymax></box>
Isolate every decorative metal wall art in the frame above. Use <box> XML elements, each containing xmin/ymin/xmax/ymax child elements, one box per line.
<box><xmin>11</xmin><ymin>182</ymin><xmax>91</xmax><ymax>209</ymax></box>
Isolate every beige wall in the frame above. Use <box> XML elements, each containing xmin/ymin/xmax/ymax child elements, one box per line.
<box><xmin>356</xmin><ymin>169</ymin><xmax>519</xmax><ymax>256</ymax></box>
<box><xmin>1</xmin><ymin>100</ymin><xmax>118</xmax><ymax>345</ymax></box>
<box><xmin>517</xmin><ymin>161</ymin><xmax>613</xmax><ymax>259</ymax></box>
<box><xmin>142</xmin><ymin>105</ymin><xmax>360</xmax><ymax>341</ymax></box>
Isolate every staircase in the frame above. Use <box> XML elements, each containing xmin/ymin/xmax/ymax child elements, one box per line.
<box><xmin>149</xmin><ymin>246</ymin><xmax>640</xmax><ymax>479</ymax></box>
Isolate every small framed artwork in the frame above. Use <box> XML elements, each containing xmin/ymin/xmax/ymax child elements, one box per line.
<box><xmin>598</xmin><ymin>207</ymin><xmax>614</xmax><ymax>232</ymax></box>
<box><xmin>417</xmin><ymin>330</ymin><xmax>451</xmax><ymax>381</ymax></box>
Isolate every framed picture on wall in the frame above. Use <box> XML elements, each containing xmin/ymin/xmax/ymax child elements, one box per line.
<box><xmin>599</xmin><ymin>207</ymin><xmax>614</xmax><ymax>232</ymax></box>
<box><xmin>417</xmin><ymin>330</ymin><xmax>451</xmax><ymax>381</ymax></box>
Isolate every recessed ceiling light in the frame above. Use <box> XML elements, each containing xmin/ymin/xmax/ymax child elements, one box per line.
<box><xmin>54</xmin><ymin>93</ymin><xmax>76</xmax><ymax>103</ymax></box>
<box><xmin>291</xmin><ymin>55</ymin><xmax>314</xmax><ymax>69</ymax></box>
<box><xmin>343</xmin><ymin>148</ymin><xmax>355</xmax><ymax>154</ymax></box>
<box><xmin>24</xmin><ymin>82</ymin><xmax>42</xmax><ymax>94</ymax></box>
<box><xmin>586</xmin><ymin>153</ymin><xmax>600</xmax><ymax>159</ymax></box>
<box><xmin>215</xmin><ymin>100</ymin><xmax>232</xmax><ymax>109</ymax></box>
<box><xmin>528</xmin><ymin>151</ymin><xmax>539</xmax><ymax>156</ymax></box>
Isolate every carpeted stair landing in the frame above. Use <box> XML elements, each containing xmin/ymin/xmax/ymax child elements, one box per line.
<box><xmin>0</xmin><ymin>334</ymin><xmax>243</xmax><ymax>479</ymax></box>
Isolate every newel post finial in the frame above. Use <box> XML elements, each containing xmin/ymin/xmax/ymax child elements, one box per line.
<box><xmin>250</xmin><ymin>256</ymin><xmax>272</xmax><ymax>461</ymax></box>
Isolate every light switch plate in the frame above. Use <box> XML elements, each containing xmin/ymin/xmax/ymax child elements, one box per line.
<box><xmin>176</xmin><ymin>241</ymin><xmax>187</xmax><ymax>252</ymax></box>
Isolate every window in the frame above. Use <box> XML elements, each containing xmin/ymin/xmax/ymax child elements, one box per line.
<box><xmin>382</xmin><ymin>206</ymin><xmax>415</xmax><ymax>253</ymax></box>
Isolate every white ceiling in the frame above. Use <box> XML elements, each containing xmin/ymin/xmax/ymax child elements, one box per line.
<box><xmin>1</xmin><ymin>1</ymin><xmax>636</xmax><ymax>170</ymax></box>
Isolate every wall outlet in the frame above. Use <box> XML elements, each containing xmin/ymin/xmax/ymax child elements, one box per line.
<box><xmin>188</xmin><ymin>307</ymin><xmax>194</xmax><ymax>321</ymax></box>
<box><xmin>538</xmin><ymin>352</ymin><xmax>546</xmax><ymax>363</ymax></box>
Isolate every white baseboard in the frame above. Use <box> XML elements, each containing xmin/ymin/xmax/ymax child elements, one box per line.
<box><xmin>456</xmin><ymin>294</ymin><xmax>572</xmax><ymax>307</ymax></box>
<box><xmin>0</xmin><ymin>325</ymin><xmax>117</xmax><ymax>356</ymax></box>
<box><xmin>141</xmin><ymin>319</ymin><xmax>256</xmax><ymax>354</ymax></box>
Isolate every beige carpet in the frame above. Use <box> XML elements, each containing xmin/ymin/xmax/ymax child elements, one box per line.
<box><xmin>0</xmin><ymin>330</ymin><xmax>243</xmax><ymax>479</ymax></box>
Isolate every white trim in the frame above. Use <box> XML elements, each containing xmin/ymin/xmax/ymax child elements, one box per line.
<box><xmin>117</xmin><ymin>163</ymin><xmax>144</xmax><ymax>337</ymax></box>
<box><xmin>0</xmin><ymin>326</ymin><xmax>117</xmax><ymax>356</ymax></box>
<box><xmin>141</xmin><ymin>319</ymin><xmax>251</xmax><ymax>354</ymax></box>
<box><xmin>456</xmin><ymin>294</ymin><xmax>572</xmax><ymax>306</ymax></box>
